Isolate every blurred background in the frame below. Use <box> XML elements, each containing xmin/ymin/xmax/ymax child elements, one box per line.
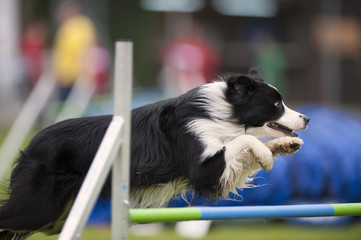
<box><xmin>1</xmin><ymin>0</ymin><xmax>361</xmax><ymax>116</ymax></box>
<box><xmin>1</xmin><ymin>0</ymin><xmax>361</xmax><ymax>239</ymax></box>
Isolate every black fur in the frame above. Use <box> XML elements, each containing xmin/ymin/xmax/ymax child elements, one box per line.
<box><xmin>0</xmin><ymin>69</ymin><xmax>288</xmax><ymax>238</ymax></box>
<box><xmin>130</xmin><ymin>87</ymin><xmax>210</xmax><ymax>189</ymax></box>
<box><xmin>225</xmin><ymin>74</ymin><xmax>284</xmax><ymax>128</ymax></box>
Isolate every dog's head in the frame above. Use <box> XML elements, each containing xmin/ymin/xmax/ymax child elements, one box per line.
<box><xmin>225</xmin><ymin>68</ymin><xmax>309</xmax><ymax>139</ymax></box>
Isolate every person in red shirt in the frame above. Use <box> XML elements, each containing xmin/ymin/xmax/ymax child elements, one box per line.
<box><xmin>158</xmin><ymin>20</ymin><xmax>220</xmax><ymax>97</ymax></box>
<box><xmin>20</xmin><ymin>20</ymin><xmax>48</xmax><ymax>92</ymax></box>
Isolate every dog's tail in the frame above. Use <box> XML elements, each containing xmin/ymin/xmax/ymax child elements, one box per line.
<box><xmin>0</xmin><ymin>230</ymin><xmax>15</xmax><ymax>240</ymax></box>
<box><xmin>0</xmin><ymin>230</ymin><xmax>31</xmax><ymax>240</ymax></box>
<box><xmin>0</xmin><ymin>182</ymin><xmax>37</xmax><ymax>240</ymax></box>
<box><xmin>0</xmin><ymin>151</ymin><xmax>73</xmax><ymax>237</ymax></box>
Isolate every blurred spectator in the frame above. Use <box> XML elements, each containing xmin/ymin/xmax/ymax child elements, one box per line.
<box><xmin>53</xmin><ymin>0</ymin><xmax>96</xmax><ymax>100</ymax></box>
<box><xmin>20</xmin><ymin>20</ymin><xmax>48</xmax><ymax>95</ymax></box>
<box><xmin>83</xmin><ymin>42</ymin><xmax>110</xmax><ymax>95</ymax></box>
<box><xmin>252</xmin><ymin>31</ymin><xmax>286</xmax><ymax>96</ymax></box>
<box><xmin>158</xmin><ymin>19</ymin><xmax>220</xmax><ymax>97</ymax></box>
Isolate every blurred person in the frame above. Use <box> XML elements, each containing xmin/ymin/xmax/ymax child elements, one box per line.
<box><xmin>83</xmin><ymin>42</ymin><xmax>110</xmax><ymax>95</ymax></box>
<box><xmin>158</xmin><ymin>19</ymin><xmax>220</xmax><ymax>97</ymax></box>
<box><xmin>20</xmin><ymin>20</ymin><xmax>48</xmax><ymax>96</ymax></box>
<box><xmin>53</xmin><ymin>0</ymin><xmax>96</xmax><ymax>100</ymax></box>
<box><xmin>252</xmin><ymin>31</ymin><xmax>286</xmax><ymax>96</ymax></box>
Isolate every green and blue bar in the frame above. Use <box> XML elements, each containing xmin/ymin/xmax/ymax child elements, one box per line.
<box><xmin>129</xmin><ymin>203</ymin><xmax>361</xmax><ymax>223</ymax></box>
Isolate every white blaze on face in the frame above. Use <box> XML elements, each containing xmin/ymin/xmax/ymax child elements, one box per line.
<box><xmin>277</xmin><ymin>103</ymin><xmax>308</xmax><ymax>131</ymax></box>
<box><xmin>246</xmin><ymin>102</ymin><xmax>309</xmax><ymax>139</ymax></box>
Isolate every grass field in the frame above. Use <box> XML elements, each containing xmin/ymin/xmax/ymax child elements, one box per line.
<box><xmin>27</xmin><ymin>221</ymin><xmax>361</xmax><ymax>240</ymax></box>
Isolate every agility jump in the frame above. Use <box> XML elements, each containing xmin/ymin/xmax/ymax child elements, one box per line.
<box><xmin>129</xmin><ymin>203</ymin><xmax>361</xmax><ymax>223</ymax></box>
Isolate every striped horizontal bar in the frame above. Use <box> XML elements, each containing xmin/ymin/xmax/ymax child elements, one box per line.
<box><xmin>130</xmin><ymin>207</ymin><xmax>201</xmax><ymax>223</ymax></box>
<box><xmin>129</xmin><ymin>203</ymin><xmax>361</xmax><ymax>223</ymax></box>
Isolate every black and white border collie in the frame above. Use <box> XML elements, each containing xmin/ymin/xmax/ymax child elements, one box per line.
<box><xmin>0</xmin><ymin>69</ymin><xmax>309</xmax><ymax>239</ymax></box>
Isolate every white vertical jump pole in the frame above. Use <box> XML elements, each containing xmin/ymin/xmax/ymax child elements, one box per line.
<box><xmin>58</xmin><ymin>40</ymin><xmax>132</xmax><ymax>240</ymax></box>
<box><xmin>112</xmin><ymin>40</ymin><xmax>132</xmax><ymax>240</ymax></box>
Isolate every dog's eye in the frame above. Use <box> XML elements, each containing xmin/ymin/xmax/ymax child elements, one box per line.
<box><xmin>274</xmin><ymin>101</ymin><xmax>282</xmax><ymax>108</ymax></box>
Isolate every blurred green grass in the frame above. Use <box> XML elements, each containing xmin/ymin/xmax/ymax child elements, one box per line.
<box><xmin>27</xmin><ymin>222</ymin><xmax>361</xmax><ymax>240</ymax></box>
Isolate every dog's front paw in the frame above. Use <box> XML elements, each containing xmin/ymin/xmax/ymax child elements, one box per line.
<box><xmin>264</xmin><ymin>137</ymin><xmax>304</xmax><ymax>156</ymax></box>
<box><xmin>225</xmin><ymin>135</ymin><xmax>275</xmax><ymax>173</ymax></box>
<box><xmin>253</xmin><ymin>147</ymin><xmax>274</xmax><ymax>172</ymax></box>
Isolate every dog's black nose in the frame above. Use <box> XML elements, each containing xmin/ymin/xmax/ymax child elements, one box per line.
<box><xmin>301</xmin><ymin>115</ymin><xmax>310</xmax><ymax>124</ymax></box>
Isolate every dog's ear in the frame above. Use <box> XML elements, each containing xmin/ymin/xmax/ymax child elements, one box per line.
<box><xmin>226</xmin><ymin>75</ymin><xmax>256</xmax><ymax>104</ymax></box>
<box><xmin>249</xmin><ymin>68</ymin><xmax>264</xmax><ymax>82</ymax></box>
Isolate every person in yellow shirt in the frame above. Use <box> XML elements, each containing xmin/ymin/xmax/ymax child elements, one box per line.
<box><xmin>53</xmin><ymin>1</ymin><xmax>96</xmax><ymax>100</ymax></box>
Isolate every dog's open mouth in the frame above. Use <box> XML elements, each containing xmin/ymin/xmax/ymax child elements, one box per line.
<box><xmin>267</xmin><ymin>122</ymin><xmax>298</xmax><ymax>137</ymax></box>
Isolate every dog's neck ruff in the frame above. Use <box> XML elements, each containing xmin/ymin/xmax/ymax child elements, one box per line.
<box><xmin>188</xmin><ymin>81</ymin><xmax>246</xmax><ymax>160</ymax></box>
